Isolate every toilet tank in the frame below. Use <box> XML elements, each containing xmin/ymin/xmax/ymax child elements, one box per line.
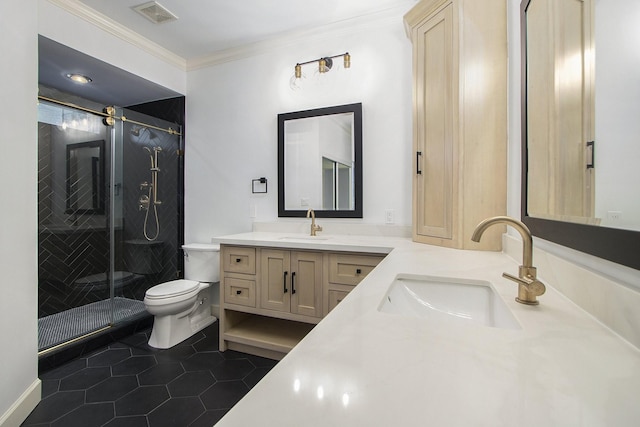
<box><xmin>183</xmin><ymin>243</ymin><xmax>220</xmax><ymax>282</ymax></box>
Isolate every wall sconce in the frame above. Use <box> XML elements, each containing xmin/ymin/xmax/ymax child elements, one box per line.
<box><xmin>291</xmin><ymin>52</ymin><xmax>351</xmax><ymax>90</ymax></box>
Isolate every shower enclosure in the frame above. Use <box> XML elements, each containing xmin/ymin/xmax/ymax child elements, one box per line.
<box><xmin>37</xmin><ymin>92</ymin><xmax>184</xmax><ymax>354</ymax></box>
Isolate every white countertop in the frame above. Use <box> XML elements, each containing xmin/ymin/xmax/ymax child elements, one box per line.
<box><xmin>213</xmin><ymin>232</ymin><xmax>640</xmax><ymax>426</ymax></box>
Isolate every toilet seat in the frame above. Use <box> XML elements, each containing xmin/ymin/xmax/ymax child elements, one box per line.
<box><xmin>145</xmin><ymin>279</ymin><xmax>200</xmax><ymax>300</ymax></box>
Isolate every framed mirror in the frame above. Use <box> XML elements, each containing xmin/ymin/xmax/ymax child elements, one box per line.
<box><xmin>66</xmin><ymin>140</ymin><xmax>105</xmax><ymax>214</ymax></box>
<box><xmin>521</xmin><ymin>0</ymin><xmax>640</xmax><ymax>270</ymax></box>
<box><xmin>278</xmin><ymin>103</ymin><xmax>362</xmax><ymax>218</ymax></box>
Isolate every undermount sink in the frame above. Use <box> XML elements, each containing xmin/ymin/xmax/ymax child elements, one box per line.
<box><xmin>378</xmin><ymin>274</ymin><xmax>521</xmax><ymax>330</ymax></box>
<box><xmin>277</xmin><ymin>236</ymin><xmax>330</xmax><ymax>242</ymax></box>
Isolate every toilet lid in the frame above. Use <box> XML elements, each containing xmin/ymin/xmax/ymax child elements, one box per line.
<box><xmin>145</xmin><ymin>279</ymin><xmax>200</xmax><ymax>299</ymax></box>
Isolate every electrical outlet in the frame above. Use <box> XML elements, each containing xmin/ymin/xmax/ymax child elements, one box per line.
<box><xmin>607</xmin><ymin>211</ymin><xmax>622</xmax><ymax>221</ymax></box>
<box><xmin>249</xmin><ymin>204</ymin><xmax>257</xmax><ymax>218</ymax></box>
<box><xmin>385</xmin><ymin>209</ymin><xmax>395</xmax><ymax>224</ymax></box>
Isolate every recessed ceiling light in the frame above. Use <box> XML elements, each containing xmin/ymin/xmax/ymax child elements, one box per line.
<box><xmin>66</xmin><ymin>73</ymin><xmax>92</xmax><ymax>84</ymax></box>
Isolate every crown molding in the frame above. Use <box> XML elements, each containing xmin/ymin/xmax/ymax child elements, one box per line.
<box><xmin>186</xmin><ymin>2</ymin><xmax>415</xmax><ymax>71</ymax></box>
<box><xmin>46</xmin><ymin>0</ymin><xmax>187</xmax><ymax>70</ymax></box>
<box><xmin>46</xmin><ymin>0</ymin><xmax>415</xmax><ymax>72</ymax></box>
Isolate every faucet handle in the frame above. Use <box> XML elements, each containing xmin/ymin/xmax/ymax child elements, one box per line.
<box><xmin>502</xmin><ymin>272</ymin><xmax>546</xmax><ymax>305</ymax></box>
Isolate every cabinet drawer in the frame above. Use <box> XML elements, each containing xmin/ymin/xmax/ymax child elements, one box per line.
<box><xmin>328</xmin><ymin>254</ymin><xmax>384</xmax><ymax>285</ymax></box>
<box><xmin>222</xmin><ymin>246</ymin><xmax>256</xmax><ymax>274</ymax></box>
<box><xmin>327</xmin><ymin>289</ymin><xmax>350</xmax><ymax>313</ymax></box>
<box><xmin>224</xmin><ymin>277</ymin><xmax>256</xmax><ymax>307</ymax></box>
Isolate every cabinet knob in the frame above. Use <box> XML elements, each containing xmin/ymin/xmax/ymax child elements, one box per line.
<box><xmin>236</xmin><ymin>290</ymin><xmax>242</xmax><ymax>295</ymax></box>
<box><xmin>235</xmin><ymin>258</ymin><xmax>241</xmax><ymax>263</ymax></box>
<box><xmin>356</xmin><ymin>268</ymin><xmax>362</xmax><ymax>275</ymax></box>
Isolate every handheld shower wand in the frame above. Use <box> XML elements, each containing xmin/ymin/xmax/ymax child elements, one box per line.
<box><xmin>140</xmin><ymin>146</ymin><xmax>162</xmax><ymax>241</ymax></box>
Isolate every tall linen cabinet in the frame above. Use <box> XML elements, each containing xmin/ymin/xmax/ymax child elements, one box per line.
<box><xmin>405</xmin><ymin>0</ymin><xmax>507</xmax><ymax>250</ymax></box>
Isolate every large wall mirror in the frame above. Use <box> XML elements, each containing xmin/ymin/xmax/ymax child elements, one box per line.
<box><xmin>521</xmin><ymin>0</ymin><xmax>640</xmax><ymax>270</ymax></box>
<box><xmin>278</xmin><ymin>103</ymin><xmax>363</xmax><ymax>218</ymax></box>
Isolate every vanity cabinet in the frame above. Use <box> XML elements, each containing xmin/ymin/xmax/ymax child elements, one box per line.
<box><xmin>260</xmin><ymin>249</ymin><xmax>323</xmax><ymax>318</ymax></box>
<box><xmin>405</xmin><ymin>0</ymin><xmax>507</xmax><ymax>250</ymax></box>
<box><xmin>219</xmin><ymin>244</ymin><xmax>384</xmax><ymax>359</ymax></box>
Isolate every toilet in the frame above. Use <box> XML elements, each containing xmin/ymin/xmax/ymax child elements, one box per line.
<box><xmin>144</xmin><ymin>243</ymin><xmax>219</xmax><ymax>349</ymax></box>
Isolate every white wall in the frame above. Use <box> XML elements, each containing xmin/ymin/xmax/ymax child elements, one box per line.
<box><xmin>185</xmin><ymin>13</ymin><xmax>413</xmax><ymax>242</ymax></box>
<box><xmin>0</xmin><ymin>1</ymin><xmax>40</xmax><ymax>425</ymax></box>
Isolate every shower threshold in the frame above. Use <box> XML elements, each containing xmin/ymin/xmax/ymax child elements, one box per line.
<box><xmin>38</xmin><ymin>297</ymin><xmax>147</xmax><ymax>352</ymax></box>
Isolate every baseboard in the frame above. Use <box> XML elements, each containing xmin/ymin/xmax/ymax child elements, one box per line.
<box><xmin>210</xmin><ymin>303</ymin><xmax>220</xmax><ymax>319</ymax></box>
<box><xmin>0</xmin><ymin>379</ymin><xmax>41</xmax><ymax>427</ymax></box>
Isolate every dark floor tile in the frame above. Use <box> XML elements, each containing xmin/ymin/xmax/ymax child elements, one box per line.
<box><xmin>21</xmin><ymin>391</ymin><xmax>85</xmax><ymax>424</ymax></box>
<box><xmin>246</xmin><ymin>353</ymin><xmax>279</xmax><ymax>369</ymax></box>
<box><xmin>243</xmin><ymin>366</ymin><xmax>272</xmax><ymax>389</ymax></box>
<box><xmin>86</xmin><ymin>375</ymin><xmax>139</xmax><ymax>403</ymax></box>
<box><xmin>175</xmin><ymin>330</ymin><xmax>206</xmax><ymax>347</ymax></box>
<box><xmin>41</xmin><ymin>379</ymin><xmax>59</xmax><ymax>398</ymax></box>
<box><xmin>168</xmin><ymin>371</ymin><xmax>215</xmax><ymax>397</ymax></box>
<box><xmin>192</xmin><ymin>334</ymin><xmax>219</xmax><ymax>352</ymax></box>
<box><xmin>181</xmin><ymin>351</ymin><xmax>224</xmax><ymax>372</ymax></box>
<box><xmin>103</xmin><ymin>416</ymin><xmax>148</xmax><ymax>427</ymax></box>
<box><xmin>154</xmin><ymin>344</ymin><xmax>195</xmax><ymax>363</ymax></box>
<box><xmin>50</xmin><ymin>402</ymin><xmax>114</xmax><ymax>427</ymax></box>
<box><xmin>87</xmin><ymin>348</ymin><xmax>131</xmax><ymax>367</ymax></box>
<box><xmin>114</xmin><ymin>385</ymin><xmax>169</xmax><ymax>416</ymax></box>
<box><xmin>138</xmin><ymin>362</ymin><xmax>184</xmax><ymax>386</ymax></box>
<box><xmin>116</xmin><ymin>331</ymin><xmax>149</xmax><ymax>348</ymax></box>
<box><xmin>210</xmin><ymin>358</ymin><xmax>255</xmax><ymax>381</ymax></box>
<box><xmin>40</xmin><ymin>358</ymin><xmax>87</xmax><ymax>380</ymax></box>
<box><xmin>112</xmin><ymin>355</ymin><xmax>157</xmax><ymax>376</ymax></box>
<box><xmin>188</xmin><ymin>409</ymin><xmax>228</xmax><ymax>427</ymax></box>
<box><xmin>147</xmin><ymin>397</ymin><xmax>204</xmax><ymax>427</ymax></box>
<box><xmin>27</xmin><ymin>324</ymin><xmax>276</xmax><ymax>427</ymax></box>
<box><xmin>199</xmin><ymin>380</ymin><xmax>250</xmax><ymax>410</ymax></box>
<box><xmin>59</xmin><ymin>366</ymin><xmax>111</xmax><ymax>391</ymax></box>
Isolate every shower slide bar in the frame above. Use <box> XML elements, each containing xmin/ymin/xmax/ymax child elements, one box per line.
<box><xmin>37</xmin><ymin>95</ymin><xmax>182</xmax><ymax>136</ymax></box>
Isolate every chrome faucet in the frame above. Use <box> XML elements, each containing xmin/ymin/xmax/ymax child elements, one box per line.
<box><xmin>306</xmin><ymin>208</ymin><xmax>323</xmax><ymax>236</ymax></box>
<box><xmin>471</xmin><ymin>216</ymin><xmax>546</xmax><ymax>305</ymax></box>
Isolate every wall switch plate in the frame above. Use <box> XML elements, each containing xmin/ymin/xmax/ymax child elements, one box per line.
<box><xmin>385</xmin><ymin>209</ymin><xmax>395</xmax><ymax>224</ymax></box>
<box><xmin>249</xmin><ymin>204</ymin><xmax>257</xmax><ymax>218</ymax></box>
<box><xmin>301</xmin><ymin>198</ymin><xmax>310</xmax><ymax>207</ymax></box>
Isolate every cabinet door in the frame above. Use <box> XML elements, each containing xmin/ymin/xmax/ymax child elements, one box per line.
<box><xmin>413</xmin><ymin>4</ymin><xmax>454</xmax><ymax>240</ymax></box>
<box><xmin>260</xmin><ymin>249</ymin><xmax>291</xmax><ymax>313</ymax></box>
<box><xmin>290</xmin><ymin>251</ymin><xmax>323</xmax><ymax>318</ymax></box>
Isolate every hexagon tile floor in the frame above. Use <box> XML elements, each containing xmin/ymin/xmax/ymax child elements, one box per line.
<box><xmin>22</xmin><ymin>323</ymin><xmax>278</xmax><ymax>427</ymax></box>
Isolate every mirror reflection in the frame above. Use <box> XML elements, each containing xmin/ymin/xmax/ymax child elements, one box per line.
<box><xmin>66</xmin><ymin>140</ymin><xmax>105</xmax><ymax>214</ymax></box>
<box><xmin>278</xmin><ymin>103</ymin><xmax>362</xmax><ymax>218</ymax></box>
<box><xmin>525</xmin><ymin>0</ymin><xmax>640</xmax><ymax>232</ymax></box>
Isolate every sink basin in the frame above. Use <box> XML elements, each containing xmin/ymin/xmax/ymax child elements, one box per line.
<box><xmin>378</xmin><ymin>274</ymin><xmax>521</xmax><ymax>330</ymax></box>
<box><xmin>277</xmin><ymin>236</ymin><xmax>330</xmax><ymax>242</ymax></box>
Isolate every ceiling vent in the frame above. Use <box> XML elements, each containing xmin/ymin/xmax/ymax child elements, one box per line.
<box><xmin>132</xmin><ymin>1</ymin><xmax>178</xmax><ymax>24</ymax></box>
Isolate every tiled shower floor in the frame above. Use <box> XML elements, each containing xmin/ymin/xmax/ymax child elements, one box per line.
<box><xmin>38</xmin><ymin>298</ymin><xmax>147</xmax><ymax>351</ymax></box>
<box><xmin>23</xmin><ymin>323</ymin><xmax>277</xmax><ymax>427</ymax></box>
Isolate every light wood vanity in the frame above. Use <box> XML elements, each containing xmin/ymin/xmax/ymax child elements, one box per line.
<box><xmin>219</xmin><ymin>244</ymin><xmax>385</xmax><ymax>359</ymax></box>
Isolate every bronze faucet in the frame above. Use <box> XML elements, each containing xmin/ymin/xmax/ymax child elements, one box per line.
<box><xmin>306</xmin><ymin>209</ymin><xmax>323</xmax><ymax>236</ymax></box>
<box><xmin>471</xmin><ymin>216</ymin><xmax>546</xmax><ymax>305</ymax></box>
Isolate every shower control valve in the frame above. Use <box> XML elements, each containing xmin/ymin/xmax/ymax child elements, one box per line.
<box><xmin>139</xmin><ymin>195</ymin><xmax>150</xmax><ymax>211</ymax></box>
<box><xmin>140</xmin><ymin>181</ymin><xmax>152</xmax><ymax>190</ymax></box>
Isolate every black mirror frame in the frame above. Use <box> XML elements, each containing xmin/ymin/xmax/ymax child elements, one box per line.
<box><xmin>65</xmin><ymin>139</ymin><xmax>105</xmax><ymax>215</ymax></box>
<box><xmin>278</xmin><ymin>103</ymin><xmax>363</xmax><ymax>218</ymax></box>
<box><xmin>520</xmin><ymin>0</ymin><xmax>640</xmax><ymax>270</ymax></box>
